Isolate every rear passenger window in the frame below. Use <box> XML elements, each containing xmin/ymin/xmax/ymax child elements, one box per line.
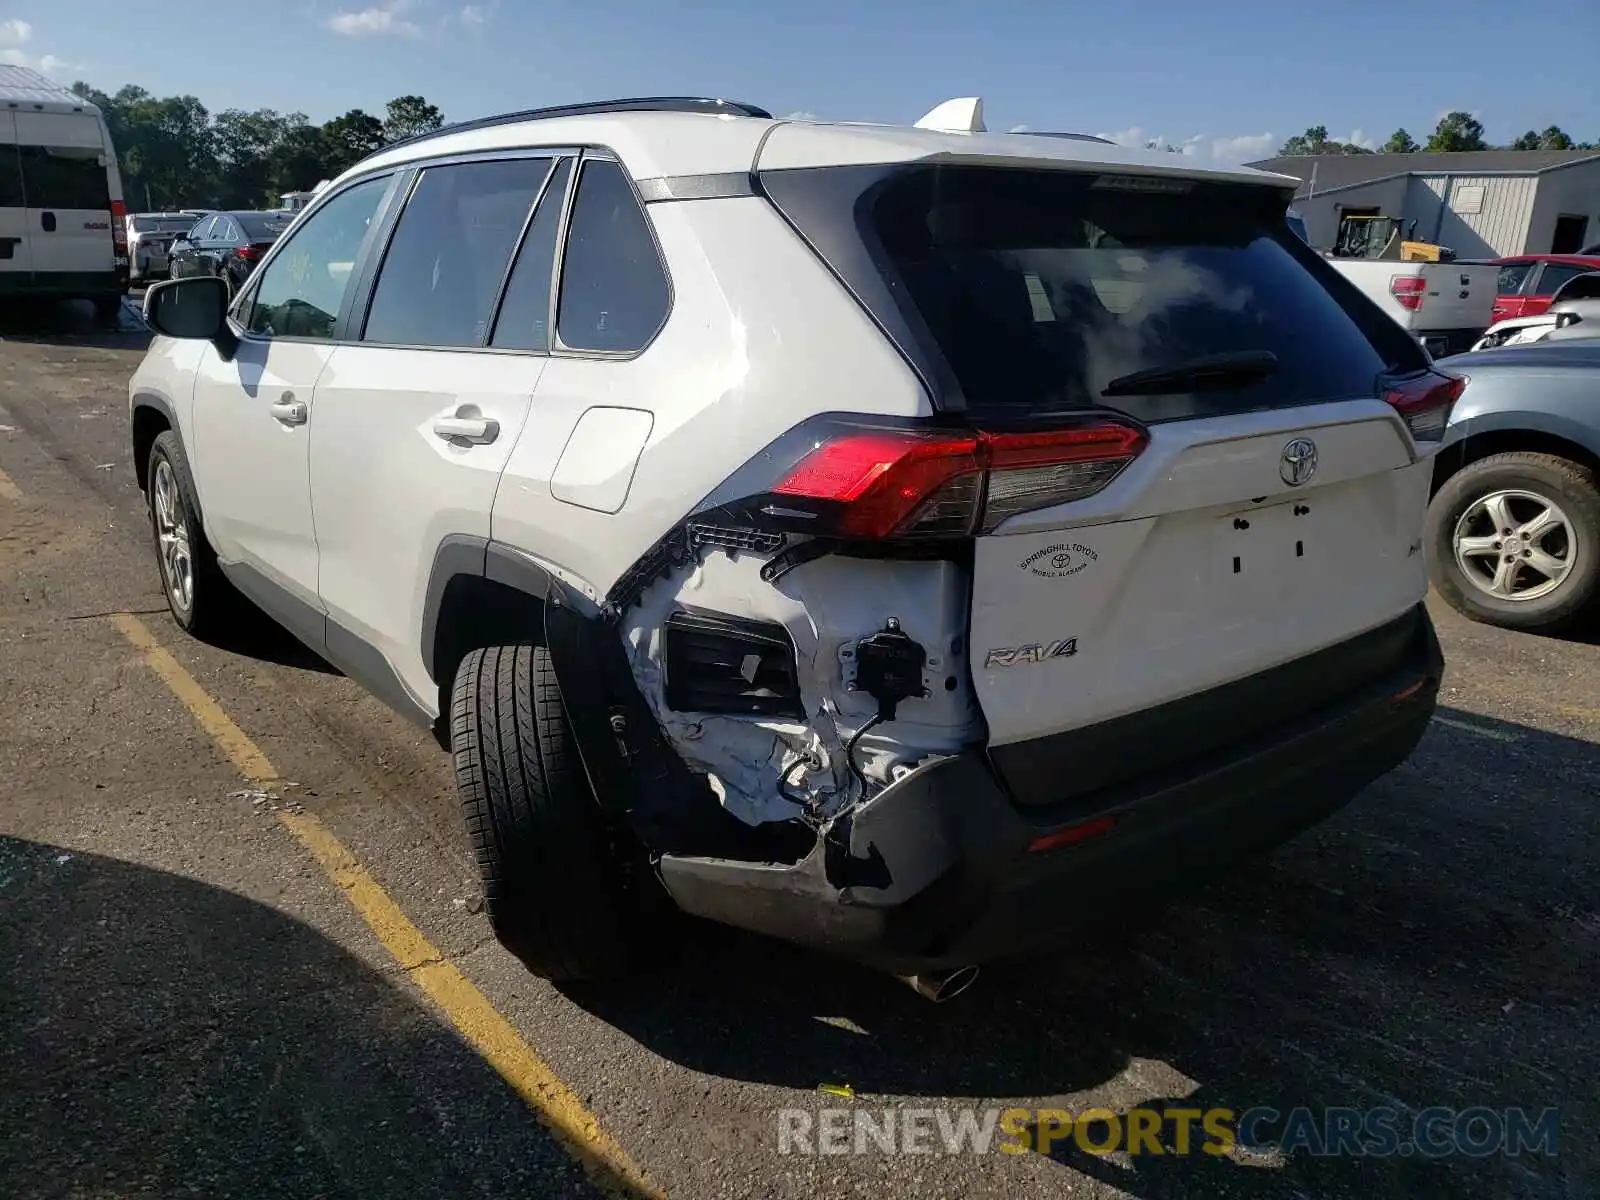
<box><xmin>363</xmin><ymin>157</ymin><xmax>553</xmax><ymax>348</ymax></box>
<box><xmin>490</xmin><ymin>158</ymin><xmax>572</xmax><ymax>351</ymax></box>
<box><xmin>556</xmin><ymin>158</ymin><xmax>669</xmax><ymax>353</ymax></box>
<box><xmin>16</xmin><ymin>146</ymin><xmax>110</xmax><ymax>210</ymax></box>
<box><xmin>1496</xmin><ymin>262</ymin><xmax>1534</xmax><ymax>294</ymax></box>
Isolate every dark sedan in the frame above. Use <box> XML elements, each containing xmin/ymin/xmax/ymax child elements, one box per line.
<box><xmin>1427</xmin><ymin>340</ymin><xmax>1600</xmax><ymax>633</ymax></box>
<box><xmin>168</xmin><ymin>210</ymin><xmax>292</xmax><ymax>293</ymax></box>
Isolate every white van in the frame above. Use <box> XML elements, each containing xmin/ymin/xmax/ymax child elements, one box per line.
<box><xmin>0</xmin><ymin>65</ymin><xmax>129</xmax><ymax>319</ymax></box>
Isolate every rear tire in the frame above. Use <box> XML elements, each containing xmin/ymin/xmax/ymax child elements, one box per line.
<box><xmin>450</xmin><ymin>644</ymin><xmax>671</xmax><ymax>982</ymax></box>
<box><xmin>1426</xmin><ymin>451</ymin><xmax>1600</xmax><ymax>632</ymax></box>
<box><xmin>92</xmin><ymin>293</ymin><xmax>123</xmax><ymax>325</ymax></box>
<box><xmin>145</xmin><ymin>430</ymin><xmax>243</xmax><ymax>639</ymax></box>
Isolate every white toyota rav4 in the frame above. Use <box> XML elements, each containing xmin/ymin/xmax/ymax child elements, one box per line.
<box><xmin>129</xmin><ymin>97</ymin><xmax>1450</xmax><ymax>997</ymax></box>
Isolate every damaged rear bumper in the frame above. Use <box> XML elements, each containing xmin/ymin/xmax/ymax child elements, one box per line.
<box><xmin>655</xmin><ymin>605</ymin><xmax>1444</xmax><ymax>974</ymax></box>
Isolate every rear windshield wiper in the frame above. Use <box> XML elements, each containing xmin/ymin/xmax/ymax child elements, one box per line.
<box><xmin>1101</xmin><ymin>350</ymin><xmax>1280</xmax><ymax>398</ymax></box>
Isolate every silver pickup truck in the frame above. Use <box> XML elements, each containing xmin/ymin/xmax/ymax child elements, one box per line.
<box><xmin>1285</xmin><ymin>207</ymin><xmax>1498</xmax><ymax>358</ymax></box>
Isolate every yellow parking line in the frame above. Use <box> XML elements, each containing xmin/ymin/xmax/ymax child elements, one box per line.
<box><xmin>109</xmin><ymin>611</ymin><xmax>661</xmax><ymax>1200</ymax></box>
<box><xmin>0</xmin><ymin>466</ymin><xmax>22</xmax><ymax>502</ymax></box>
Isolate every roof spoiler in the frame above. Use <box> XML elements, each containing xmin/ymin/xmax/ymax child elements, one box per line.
<box><xmin>914</xmin><ymin>97</ymin><xmax>985</xmax><ymax>133</ymax></box>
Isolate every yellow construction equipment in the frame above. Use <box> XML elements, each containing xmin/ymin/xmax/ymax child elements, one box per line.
<box><xmin>1332</xmin><ymin>215</ymin><xmax>1456</xmax><ymax>262</ymax></box>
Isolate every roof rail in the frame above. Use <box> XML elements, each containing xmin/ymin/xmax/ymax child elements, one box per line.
<box><xmin>376</xmin><ymin>96</ymin><xmax>772</xmax><ymax>156</ymax></box>
<box><xmin>1015</xmin><ymin>130</ymin><xmax>1116</xmax><ymax>145</ymax></box>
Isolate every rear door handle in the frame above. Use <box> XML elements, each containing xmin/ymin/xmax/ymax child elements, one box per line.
<box><xmin>432</xmin><ymin>415</ymin><xmax>499</xmax><ymax>445</ymax></box>
<box><xmin>270</xmin><ymin>394</ymin><xmax>308</xmax><ymax>426</ymax></box>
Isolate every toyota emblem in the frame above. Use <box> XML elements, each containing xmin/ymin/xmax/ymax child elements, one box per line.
<box><xmin>1280</xmin><ymin>438</ymin><xmax>1318</xmax><ymax>487</ymax></box>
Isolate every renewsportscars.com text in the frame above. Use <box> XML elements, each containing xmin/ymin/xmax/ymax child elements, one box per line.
<box><xmin>777</xmin><ymin>1105</ymin><xmax>1559</xmax><ymax>1159</ymax></box>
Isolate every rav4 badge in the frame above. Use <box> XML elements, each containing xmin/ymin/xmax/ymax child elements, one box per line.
<box><xmin>984</xmin><ymin>638</ymin><xmax>1079</xmax><ymax>668</ymax></box>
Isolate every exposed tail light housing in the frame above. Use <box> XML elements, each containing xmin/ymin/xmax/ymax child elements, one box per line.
<box><xmin>768</xmin><ymin>421</ymin><xmax>1147</xmax><ymax>541</ymax></box>
<box><xmin>237</xmin><ymin>244</ymin><xmax>266</xmax><ymax>263</ymax></box>
<box><xmin>110</xmin><ymin>200</ymin><xmax>128</xmax><ymax>254</ymax></box>
<box><xmin>1384</xmin><ymin>371</ymin><xmax>1464</xmax><ymax>443</ymax></box>
<box><xmin>1390</xmin><ymin>274</ymin><xmax>1427</xmax><ymax>311</ymax></box>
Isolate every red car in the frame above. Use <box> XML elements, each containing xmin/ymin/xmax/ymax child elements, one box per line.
<box><xmin>1491</xmin><ymin>254</ymin><xmax>1600</xmax><ymax>321</ymax></box>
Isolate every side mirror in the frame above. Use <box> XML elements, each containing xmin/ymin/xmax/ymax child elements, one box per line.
<box><xmin>143</xmin><ymin>277</ymin><xmax>238</xmax><ymax>359</ymax></box>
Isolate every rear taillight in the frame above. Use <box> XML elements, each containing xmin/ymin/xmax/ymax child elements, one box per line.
<box><xmin>1384</xmin><ymin>371</ymin><xmax>1464</xmax><ymax>443</ymax></box>
<box><xmin>770</xmin><ymin>421</ymin><xmax>1147</xmax><ymax>540</ymax></box>
<box><xmin>237</xmin><ymin>245</ymin><xmax>264</xmax><ymax>263</ymax></box>
<box><xmin>110</xmin><ymin>201</ymin><xmax>127</xmax><ymax>253</ymax></box>
<box><xmin>1390</xmin><ymin>274</ymin><xmax>1427</xmax><ymax>311</ymax></box>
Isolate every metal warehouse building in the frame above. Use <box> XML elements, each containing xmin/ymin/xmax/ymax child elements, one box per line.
<box><xmin>1246</xmin><ymin>150</ymin><xmax>1600</xmax><ymax>258</ymax></box>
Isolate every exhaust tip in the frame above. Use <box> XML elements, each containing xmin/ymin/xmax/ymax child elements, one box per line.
<box><xmin>898</xmin><ymin>965</ymin><xmax>980</xmax><ymax>1003</ymax></box>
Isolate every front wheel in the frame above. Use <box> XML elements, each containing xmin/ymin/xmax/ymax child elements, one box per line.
<box><xmin>450</xmin><ymin>644</ymin><xmax>673</xmax><ymax>982</ymax></box>
<box><xmin>1426</xmin><ymin>451</ymin><xmax>1600</xmax><ymax>632</ymax></box>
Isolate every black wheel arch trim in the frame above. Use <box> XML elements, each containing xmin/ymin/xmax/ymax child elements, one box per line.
<box><xmin>130</xmin><ymin>390</ymin><xmax>183</xmax><ymax>493</ymax></box>
<box><xmin>420</xmin><ymin>535</ymin><xmax>793</xmax><ymax>860</ymax></box>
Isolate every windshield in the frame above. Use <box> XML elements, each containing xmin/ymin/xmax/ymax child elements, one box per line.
<box><xmin>861</xmin><ymin>165</ymin><xmax>1423</xmax><ymax>421</ymax></box>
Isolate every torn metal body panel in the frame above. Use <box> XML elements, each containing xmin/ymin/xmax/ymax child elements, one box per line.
<box><xmin>619</xmin><ymin>545</ymin><xmax>982</xmax><ymax>827</ymax></box>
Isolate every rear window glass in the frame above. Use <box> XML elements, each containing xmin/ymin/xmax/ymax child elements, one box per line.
<box><xmin>16</xmin><ymin>146</ymin><xmax>110</xmax><ymax>210</ymax></box>
<box><xmin>238</xmin><ymin>213</ymin><xmax>291</xmax><ymax>240</ymax></box>
<box><xmin>866</xmin><ymin>166</ymin><xmax>1408</xmax><ymax>421</ymax></box>
<box><xmin>133</xmin><ymin>216</ymin><xmax>195</xmax><ymax>233</ymax></box>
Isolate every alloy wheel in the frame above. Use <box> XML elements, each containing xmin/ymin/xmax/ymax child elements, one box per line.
<box><xmin>1452</xmin><ymin>488</ymin><xmax>1575</xmax><ymax>603</ymax></box>
<box><xmin>152</xmin><ymin>459</ymin><xmax>194</xmax><ymax>613</ymax></box>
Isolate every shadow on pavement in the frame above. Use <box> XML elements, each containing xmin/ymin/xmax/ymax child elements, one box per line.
<box><xmin>0</xmin><ymin>836</ymin><xmax>604</xmax><ymax>1199</ymax></box>
<box><xmin>573</xmin><ymin>706</ymin><xmax>1595</xmax><ymax>1199</ymax></box>
<box><xmin>0</xmin><ymin>296</ymin><xmax>152</xmax><ymax>350</ymax></box>
<box><xmin>196</xmin><ymin>605</ymin><xmax>343</xmax><ymax>676</ymax></box>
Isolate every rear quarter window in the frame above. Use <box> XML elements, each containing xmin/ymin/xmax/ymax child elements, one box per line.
<box><xmin>866</xmin><ymin>165</ymin><xmax>1412</xmax><ymax>422</ymax></box>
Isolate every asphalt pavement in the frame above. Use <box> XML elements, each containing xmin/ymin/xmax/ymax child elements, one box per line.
<box><xmin>2</xmin><ymin>296</ymin><xmax>1596</xmax><ymax>1199</ymax></box>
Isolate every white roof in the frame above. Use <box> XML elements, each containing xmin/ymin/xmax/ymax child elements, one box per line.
<box><xmin>0</xmin><ymin>64</ymin><xmax>101</xmax><ymax>114</ymax></box>
<box><xmin>344</xmin><ymin>108</ymin><xmax>1299</xmax><ymax>192</ymax></box>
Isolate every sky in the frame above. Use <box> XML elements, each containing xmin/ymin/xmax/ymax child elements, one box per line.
<box><xmin>2</xmin><ymin>0</ymin><xmax>1596</xmax><ymax>165</ymax></box>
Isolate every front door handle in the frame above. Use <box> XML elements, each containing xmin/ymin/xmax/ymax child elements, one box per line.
<box><xmin>40</xmin><ymin>211</ymin><xmax>56</xmax><ymax>232</ymax></box>
<box><xmin>270</xmin><ymin>393</ymin><xmax>308</xmax><ymax>426</ymax></box>
<box><xmin>432</xmin><ymin>415</ymin><xmax>499</xmax><ymax>445</ymax></box>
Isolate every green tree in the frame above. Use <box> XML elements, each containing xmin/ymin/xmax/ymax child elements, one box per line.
<box><xmin>1537</xmin><ymin>125</ymin><xmax>1574</xmax><ymax>150</ymax></box>
<box><xmin>268</xmin><ymin>118</ymin><xmax>333</xmax><ymax>198</ymax></box>
<box><xmin>321</xmin><ymin>109</ymin><xmax>385</xmax><ymax>174</ymax></box>
<box><xmin>1510</xmin><ymin>130</ymin><xmax>1540</xmax><ymax>150</ymax></box>
<box><xmin>383</xmin><ymin>95</ymin><xmax>444</xmax><ymax>142</ymax></box>
<box><xmin>211</xmin><ymin>108</ymin><xmax>290</xmax><ymax>207</ymax></box>
<box><xmin>1425</xmin><ymin>111</ymin><xmax>1487</xmax><ymax>152</ymax></box>
<box><xmin>1276</xmin><ymin>125</ymin><xmax>1371</xmax><ymax>156</ymax></box>
<box><xmin>73</xmin><ymin>82</ymin><xmax>216</xmax><ymax>209</ymax></box>
<box><xmin>1381</xmin><ymin>128</ymin><xmax>1419</xmax><ymax>153</ymax></box>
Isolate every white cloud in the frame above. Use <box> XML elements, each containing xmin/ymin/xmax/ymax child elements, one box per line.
<box><xmin>0</xmin><ymin>49</ymin><xmax>70</xmax><ymax>73</ymax></box>
<box><xmin>325</xmin><ymin>2</ymin><xmax>421</xmax><ymax>37</ymax></box>
<box><xmin>458</xmin><ymin>4</ymin><xmax>486</xmax><ymax>25</ymax></box>
<box><xmin>784</xmin><ymin>110</ymin><xmax>819</xmax><ymax>121</ymax></box>
<box><xmin>1097</xmin><ymin>126</ymin><xmax>1276</xmax><ymax>166</ymax></box>
<box><xmin>1008</xmin><ymin>123</ymin><xmax>1033</xmax><ymax>133</ymax></box>
<box><xmin>1336</xmin><ymin>128</ymin><xmax>1375</xmax><ymax>150</ymax></box>
<box><xmin>0</xmin><ymin>20</ymin><xmax>77</xmax><ymax>75</ymax></box>
<box><xmin>1209</xmin><ymin>132</ymin><xmax>1276</xmax><ymax>163</ymax></box>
